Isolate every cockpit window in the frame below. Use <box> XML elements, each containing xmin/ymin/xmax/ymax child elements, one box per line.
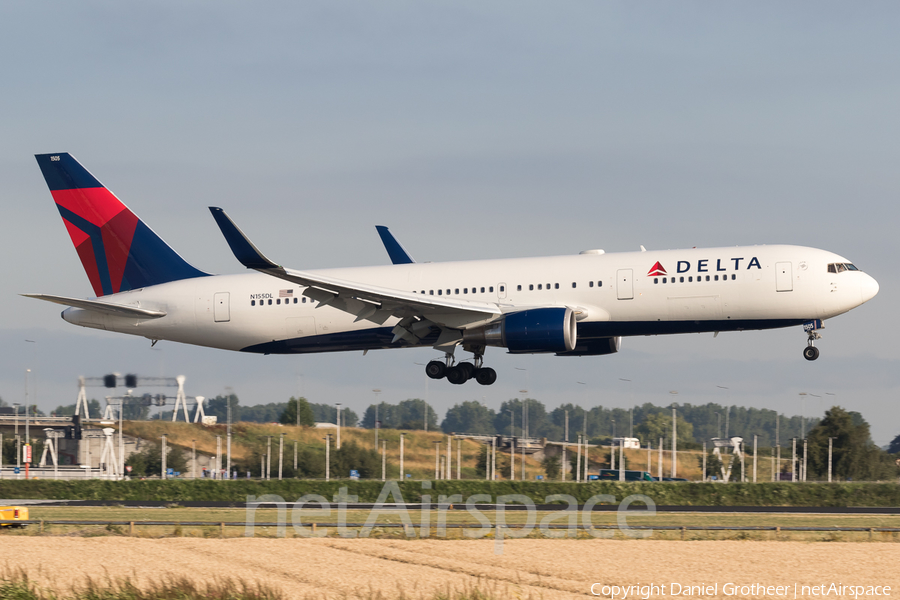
<box><xmin>828</xmin><ymin>263</ymin><xmax>858</xmax><ymax>273</ymax></box>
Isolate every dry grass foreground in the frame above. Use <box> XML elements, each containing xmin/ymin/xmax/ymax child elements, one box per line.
<box><xmin>3</xmin><ymin>538</ymin><xmax>900</xmax><ymax>599</ymax></box>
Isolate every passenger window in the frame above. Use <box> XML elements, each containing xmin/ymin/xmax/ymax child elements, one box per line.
<box><xmin>438</xmin><ymin>290</ymin><xmax>442</xmax><ymax>295</ymax></box>
<box><xmin>268</xmin><ymin>299</ymin><xmax>272</xmax><ymax>305</ymax></box>
<box><xmin>463</xmin><ymin>288</ymin><xmax>468</xmax><ymax>294</ymax></box>
<box><xmin>500</xmin><ymin>285</ymin><xmax>505</xmax><ymax>292</ymax></box>
<box><xmin>455</xmin><ymin>288</ymin><xmax>459</xmax><ymax>294</ymax></box>
<box><xmin>688</xmin><ymin>276</ymin><xmax>693</xmax><ymax>282</ymax></box>
<box><xmin>529</xmin><ymin>284</ymin><xmax>534</xmax><ymax>291</ymax></box>
<box><xmin>481</xmin><ymin>287</ymin><xmax>486</xmax><ymax>293</ymax></box>
<box><xmin>572</xmin><ymin>282</ymin><xmax>576</xmax><ymax>288</ymax></box>
<box><xmin>303</xmin><ymin>297</ymin><xmax>307</xmax><ymax>303</ymax></box>
<box><xmin>555</xmin><ymin>283</ymin><xmax>559</xmax><ymax>289</ymax></box>
<box><xmin>598</xmin><ymin>281</ymin><xmax>602</xmax><ymax>287</ymax></box>
<box><xmin>731</xmin><ymin>274</ymin><xmax>736</xmax><ymax>280</ymax></box>
<box><xmin>654</xmin><ymin>278</ymin><xmax>658</xmax><ymax>284</ymax></box>
<box><xmin>489</xmin><ymin>286</ymin><xmax>494</xmax><ymax>292</ymax></box>
<box><xmin>546</xmin><ymin>283</ymin><xmax>550</xmax><ymax>289</ymax></box>
<box><xmin>705</xmin><ymin>275</ymin><xmax>710</xmax><ymax>282</ymax></box>
<box><xmin>446</xmin><ymin>289</ymin><xmax>450</xmax><ymax>295</ymax></box>
<box><xmin>276</xmin><ymin>299</ymin><xmax>281</xmax><ymax>305</ymax></box>
<box><xmin>663</xmin><ymin>277</ymin><xmax>667</xmax><ymax>284</ymax></box>
<box><xmin>251</xmin><ymin>300</ymin><xmax>256</xmax><ymax>306</ymax></box>
<box><xmin>589</xmin><ymin>281</ymin><xmax>594</xmax><ymax>287</ymax></box>
<box><xmin>714</xmin><ymin>275</ymin><xmax>719</xmax><ymax>281</ymax></box>
<box><xmin>679</xmin><ymin>277</ymin><xmax>684</xmax><ymax>283</ymax></box>
<box><xmin>538</xmin><ymin>284</ymin><xmax>542</xmax><ymax>290</ymax></box>
<box><xmin>517</xmin><ymin>285</ymin><xmax>522</xmax><ymax>291</ymax></box>
<box><xmin>429</xmin><ymin>290</ymin><xmax>434</xmax><ymax>295</ymax></box>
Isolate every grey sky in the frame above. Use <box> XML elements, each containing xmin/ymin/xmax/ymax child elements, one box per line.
<box><xmin>2</xmin><ymin>3</ymin><xmax>897</xmax><ymax>443</ymax></box>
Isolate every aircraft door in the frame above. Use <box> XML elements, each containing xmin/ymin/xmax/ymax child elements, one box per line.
<box><xmin>213</xmin><ymin>292</ymin><xmax>230</xmax><ymax>322</ymax></box>
<box><xmin>616</xmin><ymin>269</ymin><xmax>634</xmax><ymax>300</ymax></box>
<box><xmin>775</xmin><ymin>262</ymin><xmax>793</xmax><ymax>292</ymax></box>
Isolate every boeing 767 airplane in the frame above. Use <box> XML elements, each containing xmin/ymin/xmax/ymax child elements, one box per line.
<box><xmin>26</xmin><ymin>153</ymin><xmax>878</xmax><ymax>386</ymax></box>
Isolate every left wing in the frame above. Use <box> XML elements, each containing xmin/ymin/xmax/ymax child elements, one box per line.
<box><xmin>208</xmin><ymin>208</ymin><xmax>501</xmax><ymax>339</ymax></box>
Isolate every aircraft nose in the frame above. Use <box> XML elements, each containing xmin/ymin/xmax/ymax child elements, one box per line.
<box><xmin>860</xmin><ymin>273</ymin><xmax>879</xmax><ymax>304</ymax></box>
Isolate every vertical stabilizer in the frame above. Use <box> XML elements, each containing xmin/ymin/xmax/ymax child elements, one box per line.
<box><xmin>35</xmin><ymin>153</ymin><xmax>208</xmax><ymax>296</ymax></box>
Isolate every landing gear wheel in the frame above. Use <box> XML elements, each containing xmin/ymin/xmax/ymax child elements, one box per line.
<box><xmin>803</xmin><ymin>346</ymin><xmax>820</xmax><ymax>361</ymax></box>
<box><xmin>474</xmin><ymin>367</ymin><xmax>497</xmax><ymax>386</ymax></box>
<box><xmin>425</xmin><ymin>360</ymin><xmax>447</xmax><ymax>379</ymax></box>
<box><xmin>446</xmin><ymin>365</ymin><xmax>468</xmax><ymax>385</ymax></box>
<box><xmin>458</xmin><ymin>362</ymin><xmax>476</xmax><ymax>380</ymax></box>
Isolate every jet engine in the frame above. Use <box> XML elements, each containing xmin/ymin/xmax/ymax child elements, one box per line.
<box><xmin>463</xmin><ymin>307</ymin><xmax>577</xmax><ymax>354</ymax></box>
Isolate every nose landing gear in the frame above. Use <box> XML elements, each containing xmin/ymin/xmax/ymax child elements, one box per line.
<box><xmin>802</xmin><ymin>320</ymin><xmax>823</xmax><ymax>361</ymax></box>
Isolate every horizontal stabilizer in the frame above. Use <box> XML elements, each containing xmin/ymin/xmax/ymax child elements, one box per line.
<box><xmin>22</xmin><ymin>294</ymin><xmax>166</xmax><ymax>318</ymax></box>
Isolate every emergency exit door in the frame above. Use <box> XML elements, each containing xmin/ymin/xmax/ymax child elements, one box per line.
<box><xmin>214</xmin><ymin>292</ymin><xmax>230</xmax><ymax>322</ymax></box>
<box><xmin>775</xmin><ymin>262</ymin><xmax>793</xmax><ymax>292</ymax></box>
<box><xmin>617</xmin><ymin>269</ymin><xmax>634</xmax><ymax>300</ymax></box>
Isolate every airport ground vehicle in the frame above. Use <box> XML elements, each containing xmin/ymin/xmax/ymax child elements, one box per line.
<box><xmin>0</xmin><ymin>506</ymin><xmax>29</xmax><ymax>527</ymax></box>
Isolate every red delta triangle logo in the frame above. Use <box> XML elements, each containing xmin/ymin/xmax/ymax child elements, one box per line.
<box><xmin>647</xmin><ymin>261</ymin><xmax>667</xmax><ymax>277</ymax></box>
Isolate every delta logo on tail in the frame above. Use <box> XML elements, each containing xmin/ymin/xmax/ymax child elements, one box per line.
<box><xmin>647</xmin><ymin>261</ymin><xmax>667</xmax><ymax>277</ymax></box>
<box><xmin>34</xmin><ymin>153</ymin><xmax>208</xmax><ymax>297</ymax></box>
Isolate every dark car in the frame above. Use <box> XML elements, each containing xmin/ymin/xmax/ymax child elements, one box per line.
<box><xmin>596</xmin><ymin>469</ymin><xmax>655</xmax><ymax>482</ymax></box>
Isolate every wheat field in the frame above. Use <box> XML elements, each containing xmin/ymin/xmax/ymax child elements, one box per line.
<box><xmin>4</xmin><ymin>537</ymin><xmax>899</xmax><ymax>599</ymax></box>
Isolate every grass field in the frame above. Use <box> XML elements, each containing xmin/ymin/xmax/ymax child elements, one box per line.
<box><xmin>3</xmin><ymin>505</ymin><xmax>898</xmax><ymax>543</ymax></box>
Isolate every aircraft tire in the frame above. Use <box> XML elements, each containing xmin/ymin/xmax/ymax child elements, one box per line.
<box><xmin>458</xmin><ymin>362</ymin><xmax>476</xmax><ymax>380</ymax></box>
<box><xmin>803</xmin><ymin>346</ymin><xmax>820</xmax><ymax>361</ymax></box>
<box><xmin>475</xmin><ymin>367</ymin><xmax>497</xmax><ymax>386</ymax></box>
<box><xmin>446</xmin><ymin>366</ymin><xmax>468</xmax><ymax>385</ymax></box>
<box><xmin>425</xmin><ymin>360</ymin><xmax>447</xmax><ymax>379</ymax></box>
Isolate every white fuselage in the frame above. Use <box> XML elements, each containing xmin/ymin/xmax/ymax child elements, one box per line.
<box><xmin>60</xmin><ymin>244</ymin><xmax>878</xmax><ymax>356</ymax></box>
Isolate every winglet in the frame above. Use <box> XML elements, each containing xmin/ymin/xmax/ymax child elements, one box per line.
<box><xmin>375</xmin><ymin>225</ymin><xmax>416</xmax><ymax>265</ymax></box>
<box><xmin>208</xmin><ymin>207</ymin><xmax>281</xmax><ymax>270</ymax></box>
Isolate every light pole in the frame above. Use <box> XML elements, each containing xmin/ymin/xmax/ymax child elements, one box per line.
<box><xmin>619</xmin><ymin>379</ymin><xmax>634</xmax><ymax>437</ymax></box>
<box><xmin>507</xmin><ymin>409</ymin><xmax>515</xmax><ymax>481</ymax></box>
<box><xmin>716</xmin><ymin>386</ymin><xmax>729</xmax><ymax>440</ymax></box>
<box><xmin>669</xmin><ymin>391</ymin><xmax>678</xmax><ymax>478</ymax></box>
<box><xmin>279</xmin><ymin>433</ymin><xmax>285</xmax><ymax>480</ymax></box>
<box><xmin>335</xmin><ymin>402</ymin><xmax>342</xmax><ymax>450</ymax></box>
<box><xmin>24</xmin><ymin>369</ymin><xmax>31</xmax><ymax>462</ymax></box>
<box><xmin>515</xmin><ymin>367</ymin><xmax>529</xmax><ymax>438</ymax></box>
<box><xmin>324</xmin><ymin>434</ymin><xmax>330</xmax><ymax>481</ymax></box>
<box><xmin>372</xmin><ymin>389</ymin><xmax>381</xmax><ymax>448</ymax></box>
<box><xmin>414</xmin><ymin>363</ymin><xmax>430</xmax><ymax>432</ymax></box>
<box><xmin>828</xmin><ymin>437</ymin><xmax>834</xmax><ymax>483</ymax></box>
<box><xmin>798</xmin><ymin>393</ymin><xmax>808</xmax><ymax>438</ymax></box>
<box><xmin>266</xmin><ymin>436</ymin><xmax>272</xmax><ymax>480</ymax></box>
<box><xmin>225</xmin><ymin>386</ymin><xmax>233</xmax><ymax>476</ymax></box>
<box><xmin>433</xmin><ymin>441</ymin><xmax>441</xmax><ymax>479</ymax></box>
<box><xmin>400</xmin><ymin>432</ymin><xmax>406</xmax><ymax>480</ymax></box>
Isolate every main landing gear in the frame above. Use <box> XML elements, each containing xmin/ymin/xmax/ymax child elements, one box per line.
<box><xmin>425</xmin><ymin>352</ymin><xmax>497</xmax><ymax>386</ymax></box>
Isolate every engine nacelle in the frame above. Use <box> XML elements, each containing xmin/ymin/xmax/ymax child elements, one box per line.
<box><xmin>555</xmin><ymin>336</ymin><xmax>621</xmax><ymax>356</ymax></box>
<box><xmin>463</xmin><ymin>307</ymin><xmax>577</xmax><ymax>354</ymax></box>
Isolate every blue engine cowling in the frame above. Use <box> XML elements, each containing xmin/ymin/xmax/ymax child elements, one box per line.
<box><xmin>503</xmin><ymin>307</ymin><xmax>577</xmax><ymax>354</ymax></box>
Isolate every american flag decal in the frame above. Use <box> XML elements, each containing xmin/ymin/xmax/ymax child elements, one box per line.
<box><xmin>279</xmin><ymin>289</ymin><xmax>293</xmax><ymax>298</ymax></box>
